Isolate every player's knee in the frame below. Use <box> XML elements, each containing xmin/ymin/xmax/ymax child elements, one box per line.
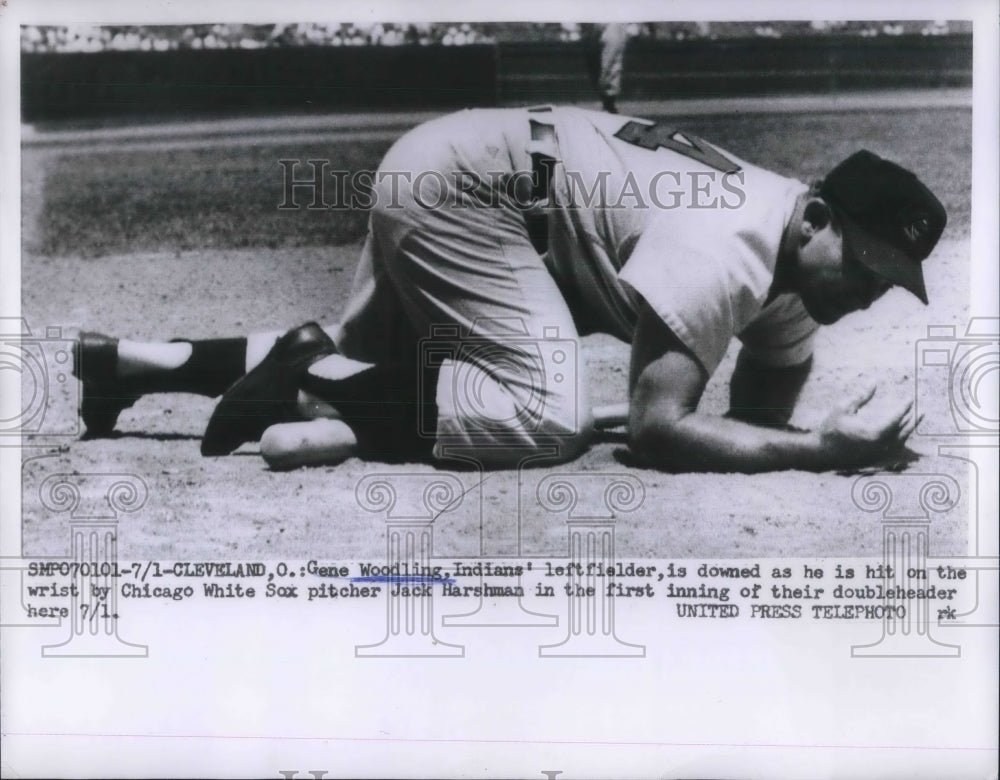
<box><xmin>538</xmin><ymin>386</ymin><xmax>593</xmax><ymax>460</ymax></box>
<box><xmin>434</xmin><ymin>358</ymin><xmax>593</xmax><ymax>465</ymax></box>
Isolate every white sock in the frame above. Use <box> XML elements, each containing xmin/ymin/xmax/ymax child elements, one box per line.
<box><xmin>116</xmin><ymin>340</ymin><xmax>192</xmax><ymax>377</ymax></box>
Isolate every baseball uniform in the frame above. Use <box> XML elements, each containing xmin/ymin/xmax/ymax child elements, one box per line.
<box><xmin>330</xmin><ymin>106</ymin><xmax>818</xmax><ymax>465</ymax></box>
<box><xmin>582</xmin><ymin>23</ymin><xmax>629</xmax><ymax>111</ymax></box>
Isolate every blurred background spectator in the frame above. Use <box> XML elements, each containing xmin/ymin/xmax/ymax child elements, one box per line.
<box><xmin>21</xmin><ymin>20</ymin><xmax>971</xmax><ymax>53</ymax></box>
<box><xmin>581</xmin><ymin>23</ymin><xmax>630</xmax><ymax>113</ymax></box>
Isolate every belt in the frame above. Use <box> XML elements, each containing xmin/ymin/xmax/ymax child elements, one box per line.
<box><xmin>525</xmin><ymin>107</ymin><xmax>558</xmax><ymax>255</ymax></box>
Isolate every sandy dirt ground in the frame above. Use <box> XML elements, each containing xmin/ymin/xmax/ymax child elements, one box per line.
<box><xmin>17</xmin><ymin>99</ymin><xmax>975</xmax><ymax>562</ymax></box>
<box><xmin>19</xmin><ymin>238</ymin><xmax>973</xmax><ymax>561</ymax></box>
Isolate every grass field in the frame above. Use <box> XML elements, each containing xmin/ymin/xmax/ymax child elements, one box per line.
<box><xmin>20</xmin><ymin>102</ymin><xmax>974</xmax><ymax>560</ymax></box>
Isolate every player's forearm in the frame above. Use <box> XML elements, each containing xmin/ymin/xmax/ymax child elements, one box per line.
<box><xmin>629</xmin><ymin>407</ymin><xmax>830</xmax><ymax>473</ymax></box>
<box><xmin>727</xmin><ymin>353</ymin><xmax>812</xmax><ymax>428</ymax></box>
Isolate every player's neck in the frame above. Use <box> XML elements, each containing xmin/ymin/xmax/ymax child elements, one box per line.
<box><xmin>767</xmin><ymin>192</ymin><xmax>809</xmax><ymax>302</ymax></box>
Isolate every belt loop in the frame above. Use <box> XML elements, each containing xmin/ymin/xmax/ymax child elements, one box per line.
<box><xmin>527</xmin><ymin>107</ymin><xmax>558</xmax><ymax>204</ymax></box>
<box><xmin>524</xmin><ymin>107</ymin><xmax>557</xmax><ymax>255</ymax></box>
<box><xmin>527</xmin><ymin>107</ymin><xmax>558</xmax><ymax>159</ymax></box>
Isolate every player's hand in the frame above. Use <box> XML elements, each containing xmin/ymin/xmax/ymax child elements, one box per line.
<box><xmin>817</xmin><ymin>385</ymin><xmax>921</xmax><ymax>469</ymax></box>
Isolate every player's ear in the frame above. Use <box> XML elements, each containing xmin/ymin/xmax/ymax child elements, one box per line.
<box><xmin>800</xmin><ymin>198</ymin><xmax>833</xmax><ymax>242</ymax></box>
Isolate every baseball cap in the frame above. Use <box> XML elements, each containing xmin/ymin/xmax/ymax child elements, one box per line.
<box><xmin>820</xmin><ymin>150</ymin><xmax>947</xmax><ymax>304</ymax></box>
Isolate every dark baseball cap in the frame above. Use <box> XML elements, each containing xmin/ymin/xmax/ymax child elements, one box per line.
<box><xmin>821</xmin><ymin>150</ymin><xmax>947</xmax><ymax>304</ymax></box>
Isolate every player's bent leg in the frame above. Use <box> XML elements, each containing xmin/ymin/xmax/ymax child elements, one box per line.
<box><xmin>297</xmin><ymin>358</ymin><xmax>438</xmax><ymax>464</ymax></box>
<box><xmin>245</xmin><ymin>324</ymin><xmax>340</xmax><ymax>373</ymax></box>
<box><xmin>329</xmin><ymin>112</ymin><xmax>593</xmax><ymax>467</ymax></box>
<box><xmin>366</xmin><ymin>230</ymin><xmax>594</xmax><ymax>466</ymax></box>
<box><xmin>260</xmin><ymin>419</ymin><xmax>359</xmax><ymax>471</ymax></box>
<box><xmin>201</xmin><ymin>322</ymin><xmax>337</xmax><ymax>456</ymax></box>
<box><xmin>75</xmin><ymin>321</ymin><xmax>344</xmax><ymax>438</ymax></box>
<box><xmin>434</xmin><ymin>357</ymin><xmax>594</xmax><ymax>468</ymax></box>
<box><xmin>75</xmin><ymin>331</ymin><xmax>247</xmax><ymax>436</ymax></box>
<box><xmin>204</xmin><ymin>321</ymin><xmax>434</xmax><ymax>462</ymax></box>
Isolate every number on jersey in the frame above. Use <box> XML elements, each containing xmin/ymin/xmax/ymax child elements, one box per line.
<box><xmin>614</xmin><ymin>121</ymin><xmax>741</xmax><ymax>174</ymax></box>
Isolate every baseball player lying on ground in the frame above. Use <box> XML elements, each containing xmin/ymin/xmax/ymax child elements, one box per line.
<box><xmin>73</xmin><ymin>106</ymin><xmax>946</xmax><ymax>473</ymax></box>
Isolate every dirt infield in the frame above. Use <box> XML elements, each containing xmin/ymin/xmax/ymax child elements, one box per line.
<box><xmin>18</xmin><ymin>99</ymin><xmax>974</xmax><ymax>560</ymax></box>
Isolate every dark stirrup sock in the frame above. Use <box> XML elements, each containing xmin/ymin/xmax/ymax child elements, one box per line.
<box><xmin>300</xmin><ymin>362</ymin><xmax>440</xmax><ymax>462</ymax></box>
<box><xmin>146</xmin><ymin>337</ymin><xmax>247</xmax><ymax>396</ymax></box>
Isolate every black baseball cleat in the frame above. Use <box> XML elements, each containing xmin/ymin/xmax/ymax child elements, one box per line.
<box><xmin>74</xmin><ymin>332</ymin><xmax>141</xmax><ymax>436</ymax></box>
<box><xmin>200</xmin><ymin>322</ymin><xmax>336</xmax><ymax>456</ymax></box>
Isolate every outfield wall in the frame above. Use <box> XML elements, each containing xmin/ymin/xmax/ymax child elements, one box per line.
<box><xmin>500</xmin><ymin>34</ymin><xmax>973</xmax><ymax>102</ymax></box>
<box><xmin>21</xmin><ymin>34</ymin><xmax>972</xmax><ymax>121</ymax></box>
<box><xmin>21</xmin><ymin>45</ymin><xmax>498</xmax><ymax>120</ymax></box>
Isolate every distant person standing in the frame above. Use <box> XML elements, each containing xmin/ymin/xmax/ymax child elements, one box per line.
<box><xmin>582</xmin><ymin>23</ymin><xmax>629</xmax><ymax>113</ymax></box>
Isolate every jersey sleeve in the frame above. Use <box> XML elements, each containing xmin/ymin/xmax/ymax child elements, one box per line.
<box><xmin>737</xmin><ymin>293</ymin><xmax>819</xmax><ymax>367</ymax></box>
<box><xmin>617</xmin><ymin>212</ymin><xmax>777</xmax><ymax>376</ymax></box>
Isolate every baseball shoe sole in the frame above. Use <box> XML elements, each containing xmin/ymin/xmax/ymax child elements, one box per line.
<box><xmin>200</xmin><ymin>322</ymin><xmax>336</xmax><ymax>456</ymax></box>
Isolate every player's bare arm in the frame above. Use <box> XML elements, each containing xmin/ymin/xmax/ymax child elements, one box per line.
<box><xmin>726</xmin><ymin>347</ymin><xmax>812</xmax><ymax>428</ymax></box>
<box><xmin>627</xmin><ymin>303</ymin><xmax>917</xmax><ymax>473</ymax></box>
